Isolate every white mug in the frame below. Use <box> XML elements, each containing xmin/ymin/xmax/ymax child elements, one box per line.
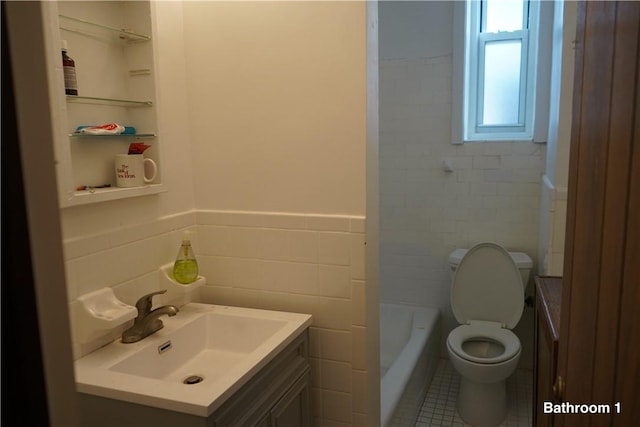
<box><xmin>115</xmin><ymin>154</ymin><xmax>157</xmax><ymax>188</ymax></box>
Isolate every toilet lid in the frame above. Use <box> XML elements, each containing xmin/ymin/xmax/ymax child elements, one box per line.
<box><xmin>451</xmin><ymin>242</ymin><xmax>524</xmax><ymax>329</ymax></box>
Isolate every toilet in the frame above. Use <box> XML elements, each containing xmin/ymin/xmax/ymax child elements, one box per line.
<box><xmin>446</xmin><ymin>242</ymin><xmax>532</xmax><ymax>427</ymax></box>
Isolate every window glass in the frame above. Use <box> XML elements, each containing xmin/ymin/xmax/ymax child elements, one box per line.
<box><xmin>483</xmin><ymin>0</ymin><xmax>525</xmax><ymax>33</ymax></box>
<box><xmin>482</xmin><ymin>40</ymin><xmax>522</xmax><ymax>125</ymax></box>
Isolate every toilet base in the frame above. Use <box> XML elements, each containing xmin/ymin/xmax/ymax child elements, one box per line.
<box><xmin>457</xmin><ymin>377</ymin><xmax>507</xmax><ymax>427</ymax></box>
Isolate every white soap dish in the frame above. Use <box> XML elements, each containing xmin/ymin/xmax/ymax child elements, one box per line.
<box><xmin>160</xmin><ymin>263</ymin><xmax>205</xmax><ymax>307</ymax></box>
<box><xmin>75</xmin><ymin>288</ymin><xmax>137</xmax><ymax>343</ymax></box>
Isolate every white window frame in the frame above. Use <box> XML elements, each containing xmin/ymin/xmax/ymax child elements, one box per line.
<box><xmin>452</xmin><ymin>0</ymin><xmax>553</xmax><ymax>144</ymax></box>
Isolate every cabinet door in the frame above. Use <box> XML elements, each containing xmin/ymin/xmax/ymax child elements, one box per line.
<box><xmin>270</xmin><ymin>373</ymin><xmax>310</xmax><ymax>427</ymax></box>
<box><xmin>254</xmin><ymin>413</ymin><xmax>271</xmax><ymax>427</ymax></box>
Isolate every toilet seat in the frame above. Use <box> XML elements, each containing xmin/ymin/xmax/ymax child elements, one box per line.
<box><xmin>447</xmin><ymin>322</ymin><xmax>520</xmax><ymax>364</ymax></box>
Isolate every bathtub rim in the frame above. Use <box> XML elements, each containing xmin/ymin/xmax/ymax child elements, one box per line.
<box><xmin>380</xmin><ymin>303</ymin><xmax>440</xmax><ymax>427</ymax></box>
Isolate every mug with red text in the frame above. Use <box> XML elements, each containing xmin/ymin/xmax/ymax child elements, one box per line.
<box><xmin>115</xmin><ymin>154</ymin><xmax>157</xmax><ymax>188</ymax></box>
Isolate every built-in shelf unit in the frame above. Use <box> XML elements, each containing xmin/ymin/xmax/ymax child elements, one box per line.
<box><xmin>47</xmin><ymin>1</ymin><xmax>165</xmax><ymax>207</ymax></box>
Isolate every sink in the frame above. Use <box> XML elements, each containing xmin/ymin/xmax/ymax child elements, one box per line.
<box><xmin>74</xmin><ymin>303</ymin><xmax>312</xmax><ymax>417</ymax></box>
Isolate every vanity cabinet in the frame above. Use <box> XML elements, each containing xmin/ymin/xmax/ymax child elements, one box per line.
<box><xmin>77</xmin><ymin>330</ymin><xmax>311</xmax><ymax>427</ymax></box>
<box><xmin>44</xmin><ymin>1</ymin><xmax>165</xmax><ymax>207</ymax></box>
<box><xmin>533</xmin><ymin>276</ymin><xmax>562</xmax><ymax>427</ymax></box>
<box><xmin>209</xmin><ymin>331</ymin><xmax>311</xmax><ymax>427</ymax></box>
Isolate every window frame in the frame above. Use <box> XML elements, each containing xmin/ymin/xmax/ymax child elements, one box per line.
<box><xmin>452</xmin><ymin>0</ymin><xmax>552</xmax><ymax>144</ymax></box>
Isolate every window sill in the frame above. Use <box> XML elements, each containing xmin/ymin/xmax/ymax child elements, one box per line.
<box><xmin>453</xmin><ymin>138</ymin><xmax>546</xmax><ymax>145</ymax></box>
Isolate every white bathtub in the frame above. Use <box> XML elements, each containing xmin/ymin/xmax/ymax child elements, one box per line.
<box><xmin>380</xmin><ymin>303</ymin><xmax>441</xmax><ymax>427</ymax></box>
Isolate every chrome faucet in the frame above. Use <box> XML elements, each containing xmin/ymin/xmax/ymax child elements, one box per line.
<box><xmin>121</xmin><ymin>290</ymin><xmax>179</xmax><ymax>343</ymax></box>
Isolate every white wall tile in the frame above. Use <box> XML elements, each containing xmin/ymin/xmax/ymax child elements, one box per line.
<box><xmin>350</xmin><ymin>234</ymin><xmax>366</xmax><ymax>280</ymax></box>
<box><xmin>316</xmin><ymin>297</ymin><xmax>351</xmax><ymax>330</ymax></box>
<box><xmin>231</xmin><ymin>258</ymin><xmax>264</xmax><ymax>289</ymax></box>
<box><xmin>351</xmin><ymin>281</ymin><xmax>367</xmax><ymax>326</ymax></box>
<box><xmin>323</xmin><ymin>390</ymin><xmax>352</xmax><ymax>423</ymax></box>
<box><xmin>283</xmin><ymin>262</ymin><xmax>318</xmax><ymax>295</ymax></box>
<box><xmin>307</xmin><ymin>215</ymin><xmax>351</xmax><ymax>232</ymax></box>
<box><xmin>198</xmin><ymin>256</ymin><xmax>234</xmax><ymax>286</ymax></box>
<box><xmin>287</xmin><ymin>230</ymin><xmax>318</xmax><ymax>263</ymax></box>
<box><xmin>322</xmin><ymin>360</ymin><xmax>353</xmax><ymax>392</ymax></box>
<box><xmin>318</xmin><ymin>265</ymin><xmax>350</xmax><ymax>298</ymax></box>
<box><xmin>319</xmin><ymin>328</ymin><xmax>353</xmax><ymax>362</ymax></box>
<box><xmin>472</xmin><ymin>155</ymin><xmax>501</xmax><ymax>169</ymax></box>
<box><xmin>351</xmin><ymin>326</ymin><xmax>367</xmax><ymax>371</ymax></box>
<box><xmin>226</xmin><ymin>227</ymin><xmax>263</xmax><ymax>258</ymax></box>
<box><xmin>318</xmin><ymin>232</ymin><xmax>352</xmax><ymax>266</ymax></box>
<box><xmin>198</xmin><ymin>225</ymin><xmax>230</xmax><ymax>256</ymax></box>
<box><xmin>351</xmin><ymin>370</ymin><xmax>369</xmax><ymax>414</ymax></box>
<box><xmin>260</xmin><ymin>228</ymin><xmax>290</xmax><ymax>261</ymax></box>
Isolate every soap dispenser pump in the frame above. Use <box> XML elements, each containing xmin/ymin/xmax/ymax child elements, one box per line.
<box><xmin>173</xmin><ymin>231</ymin><xmax>198</xmax><ymax>284</ymax></box>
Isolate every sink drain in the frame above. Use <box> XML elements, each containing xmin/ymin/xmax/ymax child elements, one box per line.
<box><xmin>183</xmin><ymin>375</ymin><xmax>204</xmax><ymax>385</ymax></box>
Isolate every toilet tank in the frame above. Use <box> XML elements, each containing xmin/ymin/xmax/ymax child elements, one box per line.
<box><xmin>447</xmin><ymin>248</ymin><xmax>533</xmax><ymax>288</ymax></box>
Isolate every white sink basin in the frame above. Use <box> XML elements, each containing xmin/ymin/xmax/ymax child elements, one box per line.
<box><xmin>74</xmin><ymin>303</ymin><xmax>312</xmax><ymax>417</ymax></box>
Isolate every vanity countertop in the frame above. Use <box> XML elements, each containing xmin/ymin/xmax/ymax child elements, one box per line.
<box><xmin>534</xmin><ymin>276</ymin><xmax>562</xmax><ymax>342</ymax></box>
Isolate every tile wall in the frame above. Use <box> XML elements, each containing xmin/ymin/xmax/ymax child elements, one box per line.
<box><xmin>539</xmin><ymin>178</ymin><xmax>567</xmax><ymax>276</ymax></box>
<box><xmin>379</xmin><ymin>55</ymin><xmax>545</xmax><ymax>367</ymax></box>
<box><xmin>63</xmin><ymin>209</ymin><xmax>369</xmax><ymax>426</ymax></box>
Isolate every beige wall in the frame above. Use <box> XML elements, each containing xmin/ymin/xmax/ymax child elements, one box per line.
<box><xmin>183</xmin><ymin>1</ymin><xmax>367</xmax><ymax>215</ymax></box>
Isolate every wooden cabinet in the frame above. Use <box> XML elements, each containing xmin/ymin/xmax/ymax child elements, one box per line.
<box><xmin>533</xmin><ymin>276</ymin><xmax>562</xmax><ymax>427</ymax></box>
<box><xmin>77</xmin><ymin>330</ymin><xmax>310</xmax><ymax>427</ymax></box>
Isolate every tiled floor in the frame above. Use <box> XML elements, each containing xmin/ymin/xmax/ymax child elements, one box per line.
<box><xmin>415</xmin><ymin>359</ymin><xmax>533</xmax><ymax>427</ymax></box>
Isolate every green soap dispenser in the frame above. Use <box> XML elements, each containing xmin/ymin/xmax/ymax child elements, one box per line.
<box><xmin>173</xmin><ymin>231</ymin><xmax>199</xmax><ymax>284</ymax></box>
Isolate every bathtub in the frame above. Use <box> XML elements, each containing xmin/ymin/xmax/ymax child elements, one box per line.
<box><xmin>380</xmin><ymin>303</ymin><xmax>441</xmax><ymax>427</ymax></box>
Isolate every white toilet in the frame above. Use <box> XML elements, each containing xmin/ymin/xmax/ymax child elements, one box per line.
<box><xmin>446</xmin><ymin>242</ymin><xmax>532</xmax><ymax>427</ymax></box>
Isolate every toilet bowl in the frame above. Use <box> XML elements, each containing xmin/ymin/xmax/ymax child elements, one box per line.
<box><xmin>446</xmin><ymin>242</ymin><xmax>532</xmax><ymax>427</ymax></box>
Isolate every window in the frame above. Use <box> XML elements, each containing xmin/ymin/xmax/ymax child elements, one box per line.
<box><xmin>452</xmin><ymin>0</ymin><xmax>552</xmax><ymax>143</ymax></box>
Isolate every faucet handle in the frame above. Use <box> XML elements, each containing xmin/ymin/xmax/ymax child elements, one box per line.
<box><xmin>135</xmin><ymin>290</ymin><xmax>167</xmax><ymax>317</ymax></box>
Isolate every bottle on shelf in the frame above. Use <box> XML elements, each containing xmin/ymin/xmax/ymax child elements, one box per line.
<box><xmin>172</xmin><ymin>231</ymin><xmax>199</xmax><ymax>284</ymax></box>
<box><xmin>61</xmin><ymin>40</ymin><xmax>78</xmax><ymax>95</ymax></box>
